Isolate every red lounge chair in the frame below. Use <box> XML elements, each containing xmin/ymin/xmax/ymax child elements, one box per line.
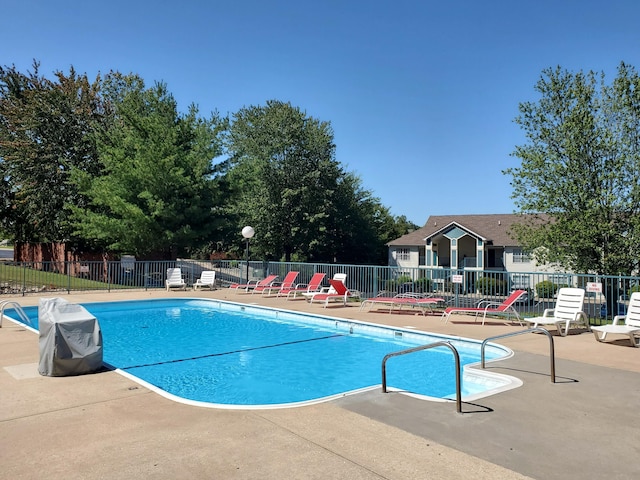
<box><xmin>229</xmin><ymin>274</ymin><xmax>278</xmax><ymax>292</ymax></box>
<box><xmin>282</xmin><ymin>272</ymin><xmax>327</xmax><ymax>300</ymax></box>
<box><xmin>300</xmin><ymin>273</ymin><xmax>348</xmax><ymax>300</ymax></box>
<box><xmin>308</xmin><ymin>279</ymin><xmax>356</xmax><ymax>307</ymax></box>
<box><xmin>360</xmin><ymin>294</ymin><xmax>445</xmax><ymax>316</ymax></box>
<box><xmin>256</xmin><ymin>271</ymin><xmax>300</xmax><ymax>296</ymax></box>
<box><xmin>441</xmin><ymin>289</ymin><xmax>527</xmax><ymax>325</ymax></box>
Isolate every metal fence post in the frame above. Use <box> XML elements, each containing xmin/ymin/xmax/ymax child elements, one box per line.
<box><xmin>21</xmin><ymin>262</ymin><xmax>26</xmax><ymax>296</ymax></box>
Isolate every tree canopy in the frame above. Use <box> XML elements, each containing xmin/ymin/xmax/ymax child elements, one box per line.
<box><xmin>505</xmin><ymin>63</ymin><xmax>640</xmax><ymax>275</ymax></box>
<box><xmin>71</xmin><ymin>73</ymin><xmax>227</xmax><ymax>258</ymax></box>
<box><xmin>0</xmin><ymin>62</ymin><xmax>106</xmax><ymax>243</ymax></box>
<box><xmin>224</xmin><ymin>100</ymin><xmax>339</xmax><ymax>261</ymax></box>
<box><xmin>223</xmin><ymin>100</ymin><xmax>411</xmax><ymax>264</ymax></box>
<box><xmin>0</xmin><ymin>63</ymin><xmax>416</xmax><ymax>263</ymax></box>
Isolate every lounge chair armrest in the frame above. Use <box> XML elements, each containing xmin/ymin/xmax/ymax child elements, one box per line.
<box><xmin>480</xmin><ymin>302</ymin><xmax>502</xmax><ymax>310</ymax></box>
<box><xmin>612</xmin><ymin>315</ymin><xmax>625</xmax><ymax>325</ymax></box>
<box><xmin>542</xmin><ymin>308</ymin><xmax>554</xmax><ymax>318</ymax></box>
<box><xmin>576</xmin><ymin>311</ymin><xmax>590</xmax><ymax>330</ymax></box>
<box><xmin>477</xmin><ymin>299</ymin><xmax>506</xmax><ymax>309</ymax></box>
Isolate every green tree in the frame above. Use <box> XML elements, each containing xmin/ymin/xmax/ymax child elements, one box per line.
<box><xmin>224</xmin><ymin>100</ymin><xmax>344</xmax><ymax>262</ymax></box>
<box><xmin>319</xmin><ymin>173</ymin><xmax>404</xmax><ymax>265</ymax></box>
<box><xmin>0</xmin><ymin>62</ymin><xmax>106</xmax><ymax>243</ymax></box>
<box><xmin>504</xmin><ymin>63</ymin><xmax>640</xmax><ymax>276</ymax></box>
<box><xmin>71</xmin><ymin>74</ymin><xmax>226</xmax><ymax>258</ymax></box>
<box><xmin>224</xmin><ymin>100</ymin><xmax>417</xmax><ymax>264</ymax></box>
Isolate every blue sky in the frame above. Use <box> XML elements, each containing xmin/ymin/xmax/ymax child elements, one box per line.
<box><xmin>4</xmin><ymin>1</ymin><xmax>640</xmax><ymax>225</ymax></box>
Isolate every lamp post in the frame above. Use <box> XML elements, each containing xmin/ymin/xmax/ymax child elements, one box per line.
<box><xmin>241</xmin><ymin>226</ymin><xmax>255</xmax><ymax>284</ymax></box>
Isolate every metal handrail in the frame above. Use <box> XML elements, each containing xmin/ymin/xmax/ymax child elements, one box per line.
<box><xmin>381</xmin><ymin>341</ymin><xmax>462</xmax><ymax>413</ymax></box>
<box><xmin>0</xmin><ymin>300</ymin><xmax>32</xmax><ymax>328</ymax></box>
<box><xmin>481</xmin><ymin>328</ymin><xmax>555</xmax><ymax>382</ymax></box>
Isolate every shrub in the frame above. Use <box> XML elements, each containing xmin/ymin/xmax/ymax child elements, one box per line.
<box><xmin>535</xmin><ymin>280</ymin><xmax>562</xmax><ymax>298</ymax></box>
<box><xmin>413</xmin><ymin>277</ymin><xmax>432</xmax><ymax>293</ymax></box>
<box><xmin>476</xmin><ymin>276</ymin><xmax>508</xmax><ymax>295</ymax></box>
<box><xmin>385</xmin><ymin>275</ymin><xmax>413</xmax><ymax>292</ymax></box>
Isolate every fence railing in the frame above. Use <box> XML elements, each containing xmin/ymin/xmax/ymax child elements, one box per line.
<box><xmin>1</xmin><ymin>258</ymin><xmax>637</xmax><ymax>325</ymax></box>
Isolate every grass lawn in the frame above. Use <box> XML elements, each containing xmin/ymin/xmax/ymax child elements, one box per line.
<box><xmin>0</xmin><ymin>263</ymin><xmax>134</xmax><ymax>292</ymax></box>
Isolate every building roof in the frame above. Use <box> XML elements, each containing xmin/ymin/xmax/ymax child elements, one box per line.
<box><xmin>387</xmin><ymin>214</ymin><xmax>546</xmax><ymax>247</ymax></box>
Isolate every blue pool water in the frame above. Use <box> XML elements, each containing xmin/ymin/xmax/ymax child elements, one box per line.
<box><xmin>7</xmin><ymin>299</ymin><xmax>517</xmax><ymax>407</ymax></box>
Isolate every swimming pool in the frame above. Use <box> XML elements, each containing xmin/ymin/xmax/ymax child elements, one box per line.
<box><xmin>6</xmin><ymin>298</ymin><xmax>521</xmax><ymax>408</ymax></box>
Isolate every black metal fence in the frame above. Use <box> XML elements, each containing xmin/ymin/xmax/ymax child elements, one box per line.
<box><xmin>1</xmin><ymin>258</ymin><xmax>638</xmax><ymax>325</ymax></box>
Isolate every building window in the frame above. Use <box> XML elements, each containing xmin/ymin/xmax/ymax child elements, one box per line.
<box><xmin>511</xmin><ymin>274</ymin><xmax>530</xmax><ymax>289</ymax></box>
<box><xmin>397</xmin><ymin>248</ymin><xmax>410</xmax><ymax>261</ymax></box>
<box><xmin>513</xmin><ymin>249</ymin><xmax>531</xmax><ymax>263</ymax></box>
<box><xmin>549</xmin><ymin>274</ymin><xmax>571</xmax><ymax>286</ymax></box>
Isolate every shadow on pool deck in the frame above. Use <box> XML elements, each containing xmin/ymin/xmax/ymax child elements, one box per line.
<box><xmin>2</xmin><ymin>289</ymin><xmax>639</xmax><ymax>479</ymax></box>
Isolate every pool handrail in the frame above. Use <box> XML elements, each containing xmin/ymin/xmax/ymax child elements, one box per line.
<box><xmin>381</xmin><ymin>341</ymin><xmax>462</xmax><ymax>413</ymax></box>
<box><xmin>0</xmin><ymin>300</ymin><xmax>32</xmax><ymax>328</ymax></box>
<box><xmin>480</xmin><ymin>328</ymin><xmax>556</xmax><ymax>383</ymax></box>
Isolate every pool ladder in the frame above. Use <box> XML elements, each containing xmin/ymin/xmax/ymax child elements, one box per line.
<box><xmin>381</xmin><ymin>341</ymin><xmax>463</xmax><ymax>413</ymax></box>
<box><xmin>381</xmin><ymin>328</ymin><xmax>557</xmax><ymax>414</ymax></box>
<box><xmin>480</xmin><ymin>328</ymin><xmax>556</xmax><ymax>383</ymax></box>
<box><xmin>0</xmin><ymin>300</ymin><xmax>31</xmax><ymax>328</ymax></box>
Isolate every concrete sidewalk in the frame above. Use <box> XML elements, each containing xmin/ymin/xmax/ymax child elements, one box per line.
<box><xmin>2</xmin><ymin>289</ymin><xmax>639</xmax><ymax>479</ymax></box>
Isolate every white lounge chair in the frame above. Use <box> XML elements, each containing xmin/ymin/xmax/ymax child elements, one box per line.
<box><xmin>526</xmin><ymin>287</ymin><xmax>588</xmax><ymax>336</ymax></box>
<box><xmin>194</xmin><ymin>270</ymin><xmax>216</xmax><ymax>290</ymax></box>
<box><xmin>301</xmin><ymin>273</ymin><xmax>347</xmax><ymax>300</ymax></box>
<box><xmin>591</xmin><ymin>292</ymin><xmax>640</xmax><ymax>347</ymax></box>
<box><xmin>309</xmin><ymin>279</ymin><xmax>358</xmax><ymax>307</ymax></box>
<box><xmin>165</xmin><ymin>268</ymin><xmax>187</xmax><ymax>291</ymax></box>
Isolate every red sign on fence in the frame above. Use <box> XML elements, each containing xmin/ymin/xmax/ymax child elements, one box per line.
<box><xmin>586</xmin><ymin>282</ymin><xmax>602</xmax><ymax>293</ymax></box>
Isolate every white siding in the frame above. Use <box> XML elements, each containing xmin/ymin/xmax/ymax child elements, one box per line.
<box><xmin>388</xmin><ymin>246</ymin><xmax>420</xmax><ymax>269</ymax></box>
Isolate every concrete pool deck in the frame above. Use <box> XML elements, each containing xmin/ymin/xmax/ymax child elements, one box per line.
<box><xmin>1</xmin><ymin>289</ymin><xmax>639</xmax><ymax>479</ymax></box>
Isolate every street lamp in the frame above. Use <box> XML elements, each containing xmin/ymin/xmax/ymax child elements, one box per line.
<box><xmin>241</xmin><ymin>226</ymin><xmax>255</xmax><ymax>284</ymax></box>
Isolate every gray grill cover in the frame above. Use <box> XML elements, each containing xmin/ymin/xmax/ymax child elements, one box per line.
<box><xmin>38</xmin><ymin>298</ymin><xmax>103</xmax><ymax>376</ymax></box>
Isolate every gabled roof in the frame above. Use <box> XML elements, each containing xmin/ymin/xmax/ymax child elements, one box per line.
<box><xmin>387</xmin><ymin>214</ymin><xmax>548</xmax><ymax>247</ymax></box>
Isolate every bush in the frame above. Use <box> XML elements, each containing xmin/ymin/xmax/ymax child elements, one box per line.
<box><xmin>476</xmin><ymin>276</ymin><xmax>507</xmax><ymax>295</ymax></box>
<box><xmin>535</xmin><ymin>280</ymin><xmax>568</xmax><ymax>298</ymax></box>
<box><xmin>384</xmin><ymin>275</ymin><xmax>434</xmax><ymax>293</ymax></box>
<box><xmin>385</xmin><ymin>275</ymin><xmax>413</xmax><ymax>292</ymax></box>
<box><xmin>413</xmin><ymin>277</ymin><xmax>432</xmax><ymax>293</ymax></box>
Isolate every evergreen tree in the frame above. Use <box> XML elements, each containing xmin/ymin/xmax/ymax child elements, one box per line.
<box><xmin>71</xmin><ymin>73</ymin><xmax>226</xmax><ymax>258</ymax></box>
